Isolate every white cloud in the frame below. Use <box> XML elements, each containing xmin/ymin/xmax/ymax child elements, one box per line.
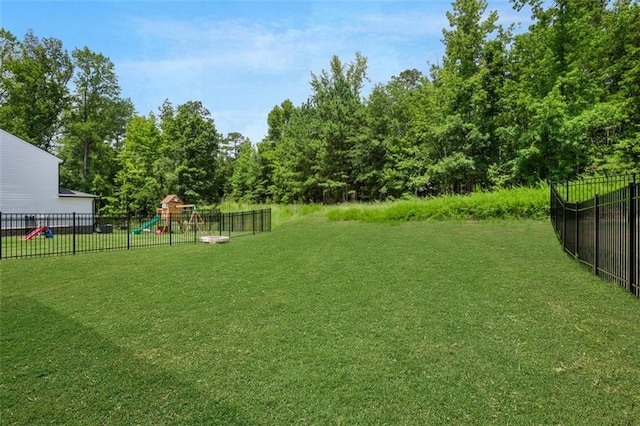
<box><xmin>114</xmin><ymin>1</ymin><xmax>536</xmax><ymax>142</ymax></box>
<box><xmin>126</xmin><ymin>16</ymin><xmax>334</xmax><ymax>73</ymax></box>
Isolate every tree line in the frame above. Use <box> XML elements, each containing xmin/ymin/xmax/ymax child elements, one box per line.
<box><xmin>1</xmin><ymin>0</ymin><xmax>638</xmax><ymax>212</ymax></box>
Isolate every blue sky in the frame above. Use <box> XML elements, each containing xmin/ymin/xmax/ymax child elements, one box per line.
<box><xmin>1</xmin><ymin>0</ymin><xmax>533</xmax><ymax>143</ymax></box>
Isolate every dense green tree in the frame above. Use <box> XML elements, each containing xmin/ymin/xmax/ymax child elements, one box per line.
<box><xmin>230</xmin><ymin>139</ymin><xmax>261</xmax><ymax>201</ymax></box>
<box><xmin>112</xmin><ymin>114</ymin><xmax>163</xmax><ymax>215</ymax></box>
<box><xmin>0</xmin><ymin>30</ymin><xmax>73</xmax><ymax>151</ymax></box>
<box><xmin>425</xmin><ymin>0</ymin><xmax>504</xmax><ymax>191</ymax></box>
<box><xmin>271</xmin><ymin>103</ymin><xmax>319</xmax><ymax>203</ymax></box>
<box><xmin>216</xmin><ymin>132</ymin><xmax>250</xmax><ymax>200</ymax></box>
<box><xmin>500</xmin><ymin>0</ymin><xmax>638</xmax><ymax>181</ymax></box>
<box><xmin>601</xmin><ymin>0</ymin><xmax>640</xmax><ymax>171</ymax></box>
<box><xmin>0</xmin><ymin>30</ymin><xmax>20</xmax><ymax>109</ymax></box>
<box><xmin>254</xmin><ymin>139</ymin><xmax>277</xmax><ymax>201</ymax></box>
<box><xmin>266</xmin><ymin>99</ymin><xmax>295</xmax><ymax>144</ymax></box>
<box><xmin>253</xmin><ymin>100</ymin><xmax>295</xmax><ymax>201</ymax></box>
<box><xmin>357</xmin><ymin>69</ymin><xmax>427</xmax><ymax>199</ymax></box>
<box><xmin>353</xmin><ymin>84</ymin><xmax>392</xmax><ymax>199</ymax></box>
<box><xmin>58</xmin><ymin>47</ymin><xmax>133</xmax><ymax>197</ymax></box>
<box><xmin>269</xmin><ymin>54</ymin><xmax>370</xmax><ymax>203</ymax></box>
<box><xmin>157</xmin><ymin>100</ymin><xmax>222</xmax><ymax>205</ymax></box>
<box><xmin>309</xmin><ymin>53</ymin><xmax>368</xmax><ymax>202</ymax></box>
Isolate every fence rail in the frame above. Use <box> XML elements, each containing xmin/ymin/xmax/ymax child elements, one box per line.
<box><xmin>0</xmin><ymin>209</ymin><xmax>271</xmax><ymax>260</ymax></box>
<box><xmin>550</xmin><ymin>175</ymin><xmax>638</xmax><ymax>297</ymax></box>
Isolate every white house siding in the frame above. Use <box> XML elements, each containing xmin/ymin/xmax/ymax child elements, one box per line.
<box><xmin>57</xmin><ymin>195</ymin><xmax>95</xmax><ymax>214</ymax></box>
<box><xmin>0</xmin><ymin>129</ymin><xmax>63</xmax><ymax>213</ymax></box>
<box><xmin>1</xmin><ymin>130</ymin><xmax>99</xmax><ymax>235</ymax></box>
<box><xmin>0</xmin><ymin>129</ymin><xmax>96</xmax><ymax>214</ymax></box>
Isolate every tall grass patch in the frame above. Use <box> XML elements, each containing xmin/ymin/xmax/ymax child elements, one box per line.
<box><xmin>327</xmin><ymin>185</ymin><xmax>549</xmax><ymax>223</ymax></box>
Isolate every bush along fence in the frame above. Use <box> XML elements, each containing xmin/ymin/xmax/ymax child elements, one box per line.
<box><xmin>550</xmin><ymin>175</ymin><xmax>639</xmax><ymax>297</ymax></box>
<box><xmin>0</xmin><ymin>208</ymin><xmax>271</xmax><ymax>260</ymax></box>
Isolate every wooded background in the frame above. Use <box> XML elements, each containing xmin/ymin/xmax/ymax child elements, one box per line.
<box><xmin>1</xmin><ymin>0</ymin><xmax>638</xmax><ymax>212</ymax></box>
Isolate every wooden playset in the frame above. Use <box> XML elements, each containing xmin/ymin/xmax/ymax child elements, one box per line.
<box><xmin>156</xmin><ymin>194</ymin><xmax>205</xmax><ymax>234</ymax></box>
<box><xmin>129</xmin><ymin>194</ymin><xmax>209</xmax><ymax>235</ymax></box>
<box><xmin>177</xmin><ymin>203</ymin><xmax>205</xmax><ymax>233</ymax></box>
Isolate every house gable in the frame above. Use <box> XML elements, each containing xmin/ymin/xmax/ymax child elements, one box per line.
<box><xmin>0</xmin><ymin>129</ymin><xmax>96</xmax><ymax>214</ymax></box>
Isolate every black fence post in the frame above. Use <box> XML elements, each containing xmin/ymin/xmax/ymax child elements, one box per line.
<box><xmin>594</xmin><ymin>194</ymin><xmax>599</xmax><ymax>276</ymax></box>
<box><xmin>127</xmin><ymin>212</ymin><xmax>131</xmax><ymax>250</ymax></box>
<box><xmin>73</xmin><ymin>212</ymin><xmax>76</xmax><ymax>255</ymax></box>
<box><xmin>169</xmin><ymin>213</ymin><xmax>173</xmax><ymax>246</ymax></box>
<box><xmin>267</xmin><ymin>208</ymin><xmax>270</xmax><ymax>231</ymax></box>
<box><xmin>575</xmin><ymin>204</ymin><xmax>579</xmax><ymax>257</ymax></box>
<box><xmin>629</xmin><ymin>183</ymin><xmax>636</xmax><ymax>294</ymax></box>
<box><xmin>253</xmin><ymin>209</ymin><xmax>256</xmax><ymax>235</ymax></box>
<box><xmin>562</xmin><ymin>199</ymin><xmax>567</xmax><ymax>252</ymax></box>
<box><xmin>551</xmin><ymin>185</ymin><xmax>559</xmax><ymax>234</ymax></box>
<box><xmin>549</xmin><ymin>182</ymin><xmax>558</xmax><ymax>230</ymax></box>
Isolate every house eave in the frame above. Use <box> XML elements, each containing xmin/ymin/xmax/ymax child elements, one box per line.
<box><xmin>58</xmin><ymin>188</ymin><xmax>100</xmax><ymax>199</ymax></box>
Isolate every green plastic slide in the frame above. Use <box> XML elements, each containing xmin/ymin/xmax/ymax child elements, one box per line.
<box><xmin>131</xmin><ymin>215</ymin><xmax>161</xmax><ymax>234</ymax></box>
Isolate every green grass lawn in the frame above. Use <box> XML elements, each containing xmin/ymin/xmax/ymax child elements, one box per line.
<box><xmin>1</xmin><ymin>217</ymin><xmax>639</xmax><ymax>424</ymax></box>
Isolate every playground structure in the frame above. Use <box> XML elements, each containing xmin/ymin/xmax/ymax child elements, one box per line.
<box><xmin>131</xmin><ymin>194</ymin><xmax>207</xmax><ymax>235</ymax></box>
<box><xmin>177</xmin><ymin>204</ymin><xmax>205</xmax><ymax>234</ymax></box>
<box><xmin>157</xmin><ymin>194</ymin><xmax>183</xmax><ymax>233</ymax></box>
<box><xmin>22</xmin><ymin>226</ymin><xmax>53</xmax><ymax>241</ymax></box>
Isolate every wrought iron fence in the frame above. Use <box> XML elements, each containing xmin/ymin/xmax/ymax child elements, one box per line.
<box><xmin>550</xmin><ymin>175</ymin><xmax>638</xmax><ymax>297</ymax></box>
<box><xmin>0</xmin><ymin>209</ymin><xmax>271</xmax><ymax>260</ymax></box>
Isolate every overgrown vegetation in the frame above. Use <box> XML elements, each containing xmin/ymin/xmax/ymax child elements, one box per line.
<box><xmin>325</xmin><ymin>184</ymin><xmax>549</xmax><ymax>223</ymax></box>
<box><xmin>214</xmin><ymin>184</ymin><xmax>548</xmax><ymax>226</ymax></box>
<box><xmin>2</xmin><ymin>0</ymin><xmax>639</xmax><ymax>211</ymax></box>
<box><xmin>2</xmin><ymin>219</ymin><xmax>639</xmax><ymax>424</ymax></box>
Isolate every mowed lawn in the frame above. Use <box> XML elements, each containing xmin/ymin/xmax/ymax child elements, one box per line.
<box><xmin>1</xmin><ymin>218</ymin><xmax>639</xmax><ymax>424</ymax></box>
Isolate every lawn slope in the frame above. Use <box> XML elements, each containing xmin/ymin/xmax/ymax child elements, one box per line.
<box><xmin>1</xmin><ymin>219</ymin><xmax>638</xmax><ymax>424</ymax></box>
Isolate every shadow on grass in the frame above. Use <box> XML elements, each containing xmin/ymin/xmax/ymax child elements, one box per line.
<box><xmin>0</xmin><ymin>296</ymin><xmax>249</xmax><ymax>425</ymax></box>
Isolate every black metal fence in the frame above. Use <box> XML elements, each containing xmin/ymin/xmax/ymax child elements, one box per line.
<box><xmin>550</xmin><ymin>175</ymin><xmax>639</xmax><ymax>297</ymax></box>
<box><xmin>0</xmin><ymin>209</ymin><xmax>271</xmax><ymax>260</ymax></box>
